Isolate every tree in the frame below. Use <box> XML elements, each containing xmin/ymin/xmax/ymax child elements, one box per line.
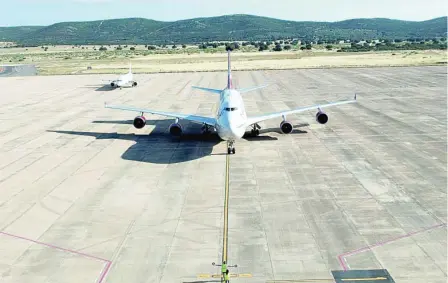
<box><xmin>99</xmin><ymin>46</ymin><xmax>107</xmax><ymax>51</ymax></box>
<box><xmin>305</xmin><ymin>44</ymin><xmax>312</xmax><ymax>50</ymax></box>
<box><xmin>225</xmin><ymin>42</ymin><xmax>239</xmax><ymax>51</ymax></box>
<box><xmin>325</xmin><ymin>45</ymin><xmax>333</xmax><ymax>50</ymax></box>
<box><xmin>172</xmin><ymin>45</ymin><xmax>177</xmax><ymax>49</ymax></box>
<box><xmin>182</xmin><ymin>44</ymin><xmax>186</xmax><ymax>48</ymax></box>
<box><xmin>283</xmin><ymin>45</ymin><xmax>291</xmax><ymax>50</ymax></box>
<box><xmin>130</xmin><ymin>47</ymin><xmax>135</xmax><ymax>51</ymax></box>
<box><xmin>300</xmin><ymin>46</ymin><xmax>306</xmax><ymax>50</ymax></box>
<box><xmin>258</xmin><ymin>43</ymin><xmax>268</xmax><ymax>51</ymax></box>
<box><xmin>116</xmin><ymin>46</ymin><xmax>123</xmax><ymax>50</ymax></box>
<box><xmin>147</xmin><ymin>45</ymin><xmax>156</xmax><ymax>50</ymax></box>
<box><xmin>273</xmin><ymin>44</ymin><xmax>282</xmax><ymax>51</ymax></box>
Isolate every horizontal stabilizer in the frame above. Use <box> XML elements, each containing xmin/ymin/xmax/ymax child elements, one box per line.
<box><xmin>237</xmin><ymin>84</ymin><xmax>270</xmax><ymax>94</ymax></box>
<box><xmin>192</xmin><ymin>86</ymin><xmax>222</xmax><ymax>94</ymax></box>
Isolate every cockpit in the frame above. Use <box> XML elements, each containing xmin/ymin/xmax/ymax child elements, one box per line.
<box><xmin>224</xmin><ymin>107</ymin><xmax>238</xmax><ymax>111</ymax></box>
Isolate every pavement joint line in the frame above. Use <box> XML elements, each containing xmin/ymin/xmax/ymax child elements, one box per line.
<box><xmin>337</xmin><ymin>222</ymin><xmax>447</xmax><ymax>271</ymax></box>
<box><xmin>0</xmin><ymin>231</ymin><xmax>112</xmax><ymax>283</ymax></box>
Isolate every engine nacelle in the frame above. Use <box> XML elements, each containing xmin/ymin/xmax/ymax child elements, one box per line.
<box><xmin>133</xmin><ymin>116</ymin><xmax>146</xmax><ymax>129</ymax></box>
<box><xmin>316</xmin><ymin>110</ymin><xmax>328</xmax><ymax>124</ymax></box>
<box><xmin>133</xmin><ymin>81</ymin><xmax>138</xmax><ymax>87</ymax></box>
<box><xmin>169</xmin><ymin>123</ymin><xmax>183</xmax><ymax>136</ymax></box>
<box><xmin>280</xmin><ymin>121</ymin><xmax>293</xmax><ymax>134</ymax></box>
<box><xmin>110</xmin><ymin>82</ymin><xmax>115</xmax><ymax>87</ymax></box>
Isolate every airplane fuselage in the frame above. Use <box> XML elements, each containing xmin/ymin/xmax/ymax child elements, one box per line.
<box><xmin>115</xmin><ymin>72</ymin><xmax>133</xmax><ymax>87</ymax></box>
<box><xmin>214</xmin><ymin>89</ymin><xmax>247</xmax><ymax>141</ymax></box>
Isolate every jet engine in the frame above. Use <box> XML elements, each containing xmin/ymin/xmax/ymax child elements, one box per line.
<box><xmin>280</xmin><ymin>121</ymin><xmax>293</xmax><ymax>134</ymax></box>
<box><xmin>133</xmin><ymin>116</ymin><xmax>146</xmax><ymax>129</ymax></box>
<box><xmin>315</xmin><ymin>110</ymin><xmax>328</xmax><ymax>124</ymax></box>
<box><xmin>169</xmin><ymin>123</ymin><xmax>183</xmax><ymax>136</ymax></box>
<box><xmin>110</xmin><ymin>82</ymin><xmax>115</xmax><ymax>87</ymax></box>
<box><xmin>132</xmin><ymin>82</ymin><xmax>138</xmax><ymax>87</ymax></box>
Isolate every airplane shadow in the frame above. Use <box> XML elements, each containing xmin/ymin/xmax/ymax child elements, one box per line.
<box><xmin>48</xmin><ymin>121</ymin><xmax>309</xmax><ymax>164</ymax></box>
<box><xmin>95</xmin><ymin>85</ymin><xmax>115</xmax><ymax>92</ymax></box>
<box><xmin>79</xmin><ymin>85</ymin><xmax>116</xmax><ymax>92</ymax></box>
<box><xmin>242</xmin><ymin>123</ymin><xmax>309</xmax><ymax>140</ymax></box>
<box><xmin>48</xmin><ymin>120</ymin><xmax>222</xmax><ymax>164</ymax></box>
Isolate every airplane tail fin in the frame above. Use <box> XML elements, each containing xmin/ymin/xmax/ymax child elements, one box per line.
<box><xmin>227</xmin><ymin>50</ymin><xmax>233</xmax><ymax>89</ymax></box>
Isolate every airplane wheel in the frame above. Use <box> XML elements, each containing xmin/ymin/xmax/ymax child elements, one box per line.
<box><xmin>227</xmin><ymin>148</ymin><xmax>231</xmax><ymax>155</ymax></box>
<box><xmin>232</xmin><ymin>148</ymin><xmax>235</xmax><ymax>154</ymax></box>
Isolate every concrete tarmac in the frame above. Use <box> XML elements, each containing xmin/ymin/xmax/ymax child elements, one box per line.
<box><xmin>0</xmin><ymin>67</ymin><xmax>446</xmax><ymax>283</ymax></box>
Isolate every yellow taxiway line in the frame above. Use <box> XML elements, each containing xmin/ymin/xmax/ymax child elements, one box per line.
<box><xmin>222</xmin><ymin>154</ymin><xmax>230</xmax><ymax>264</ymax></box>
<box><xmin>341</xmin><ymin>277</ymin><xmax>387</xmax><ymax>281</ymax></box>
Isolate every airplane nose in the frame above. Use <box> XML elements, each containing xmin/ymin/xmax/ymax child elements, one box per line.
<box><xmin>229</xmin><ymin>124</ymin><xmax>244</xmax><ymax>139</ymax></box>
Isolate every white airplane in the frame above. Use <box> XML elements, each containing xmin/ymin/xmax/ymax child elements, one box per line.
<box><xmin>106</xmin><ymin>63</ymin><xmax>138</xmax><ymax>89</ymax></box>
<box><xmin>105</xmin><ymin>51</ymin><xmax>357</xmax><ymax>154</ymax></box>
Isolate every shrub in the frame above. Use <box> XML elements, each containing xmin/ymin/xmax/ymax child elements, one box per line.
<box><xmin>273</xmin><ymin>44</ymin><xmax>282</xmax><ymax>51</ymax></box>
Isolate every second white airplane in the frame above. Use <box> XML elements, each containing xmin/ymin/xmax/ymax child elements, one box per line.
<box><xmin>105</xmin><ymin>51</ymin><xmax>357</xmax><ymax>154</ymax></box>
<box><xmin>106</xmin><ymin>63</ymin><xmax>138</xmax><ymax>89</ymax></box>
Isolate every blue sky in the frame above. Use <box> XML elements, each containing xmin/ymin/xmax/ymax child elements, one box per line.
<box><xmin>2</xmin><ymin>0</ymin><xmax>447</xmax><ymax>26</ymax></box>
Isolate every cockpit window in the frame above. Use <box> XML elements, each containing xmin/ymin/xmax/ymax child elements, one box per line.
<box><xmin>224</xmin><ymin>107</ymin><xmax>238</xmax><ymax>111</ymax></box>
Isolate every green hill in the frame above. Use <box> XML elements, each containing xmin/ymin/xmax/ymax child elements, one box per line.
<box><xmin>1</xmin><ymin>14</ymin><xmax>446</xmax><ymax>45</ymax></box>
<box><xmin>0</xmin><ymin>26</ymin><xmax>43</xmax><ymax>42</ymax></box>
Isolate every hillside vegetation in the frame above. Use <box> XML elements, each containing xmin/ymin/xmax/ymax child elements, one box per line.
<box><xmin>1</xmin><ymin>14</ymin><xmax>447</xmax><ymax>45</ymax></box>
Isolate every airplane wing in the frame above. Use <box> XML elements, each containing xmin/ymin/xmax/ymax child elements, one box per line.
<box><xmin>245</xmin><ymin>94</ymin><xmax>357</xmax><ymax>127</ymax></box>
<box><xmin>192</xmin><ymin>86</ymin><xmax>222</xmax><ymax>94</ymax></box>
<box><xmin>104</xmin><ymin>104</ymin><xmax>216</xmax><ymax>126</ymax></box>
<box><xmin>237</xmin><ymin>84</ymin><xmax>271</xmax><ymax>94</ymax></box>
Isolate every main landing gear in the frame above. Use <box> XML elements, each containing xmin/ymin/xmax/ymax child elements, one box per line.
<box><xmin>251</xmin><ymin>123</ymin><xmax>261</xmax><ymax>136</ymax></box>
<box><xmin>227</xmin><ymin>141</ymin><xmax>235</xmax><ymax>155</ymax></box>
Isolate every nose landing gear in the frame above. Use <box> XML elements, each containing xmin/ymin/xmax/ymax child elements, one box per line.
<box><xmin>227</xmin><ymin>141</ymin><xmax>235</xmax><ymax>155</ymax></box>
